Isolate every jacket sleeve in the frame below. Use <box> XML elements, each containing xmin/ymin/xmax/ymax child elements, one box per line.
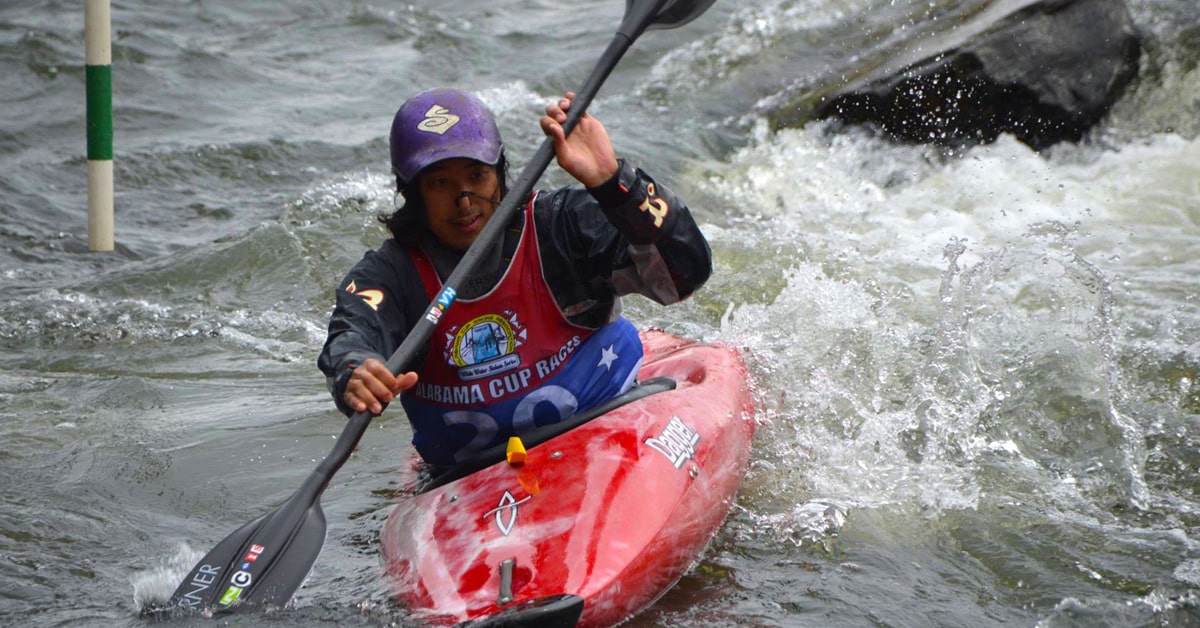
<box><xmin>317</xmin><ymin>243</ymin><xmax>421</xmax><ymax>416</ymax></box>
<box><xmin>537</xmin><ymin>158</ymin><xmax>712</xmax><ymax>321</ymax></box>
<box><xmin>594</xmin><ymin>159</ymin><xmax>712</xmax><ymax>304</ymax></box>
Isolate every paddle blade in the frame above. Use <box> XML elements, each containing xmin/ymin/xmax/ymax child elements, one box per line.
<box><xmin>158</xmin><ymin>497</ymin><xmax>327</xmax><ymax>617</ymax></box>
<box><xmin>642</xmin><ymin>0</ymin><xmax>719</xmax><ymax>31</ymax></box>
<box><xmin>619</xmin><ymin>0</ymin><xmax>718</xmax><ymax>40</ymax></box>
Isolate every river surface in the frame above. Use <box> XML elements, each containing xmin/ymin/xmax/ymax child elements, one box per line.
<box><xmin>2</xmin><ymin>0</ymin><xmax>1199</xmax><ymax>626</ymax></box>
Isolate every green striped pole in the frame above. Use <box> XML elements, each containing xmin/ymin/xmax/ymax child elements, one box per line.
<box><xmin>85</xmin><ymin>0</ymin><xmax>113</xmax><ymax>251</ymax></box>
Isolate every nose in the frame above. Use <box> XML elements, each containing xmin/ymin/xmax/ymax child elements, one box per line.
<box><xmin>456</xmin><ymin>191</ymin><xmax>472</xmax><ymax>209</ymax></box>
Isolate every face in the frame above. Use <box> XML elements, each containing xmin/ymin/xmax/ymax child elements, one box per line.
<box><xmin>417</xmin><ymin>158</ymin><xmax>501</xmax><ymax>252</ymax></box>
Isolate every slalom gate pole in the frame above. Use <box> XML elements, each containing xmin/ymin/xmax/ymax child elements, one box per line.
<box><xmin>85</xmin><ymin>0</ymin><xmax>114</xmax><ymax>251</ymax></box>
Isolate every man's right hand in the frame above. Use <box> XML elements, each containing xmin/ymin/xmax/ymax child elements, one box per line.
<box><xmin>343</xmin><ymin>358</ymin><xmax>418</xmax><ymax>415</ymax></box>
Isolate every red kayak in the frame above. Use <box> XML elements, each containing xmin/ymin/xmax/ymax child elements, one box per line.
<box><xmin>380</xmin><ymin>329</ymin><xmax>757</xmax><ymax>627</ymax></box>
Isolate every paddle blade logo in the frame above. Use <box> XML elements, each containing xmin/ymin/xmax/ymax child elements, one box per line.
<box><xmin>417</xmin><ymin>105</ymin><xmax>460</xmax><ymax>135</ymax></box>
<box><xmin>219</xmin><ymin>585</ymin><xmax>242</xmax><ymax>606</ymax></box>
<box><xmin>175</xmin><ymin>564</ymin><xmax>222</xmax><ymax>611</ymax></box>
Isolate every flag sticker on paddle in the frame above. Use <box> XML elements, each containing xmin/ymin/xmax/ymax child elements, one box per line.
<box><xmin>424</xmin><ymin>286</ymin><xmax>456</xmax><ymax>325</ymax></box>
<box><xmin>244</xmin><ymin>544</ymin><xmax>264</xmax><ymax>563</ymax></box>
<box><xmin>646</xmin><ymin>416</ymin><xmax>700</xmax><ymax>469</ymax></box>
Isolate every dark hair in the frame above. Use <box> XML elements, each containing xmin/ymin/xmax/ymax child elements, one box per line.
<box><xmin>378</xmin><ymin>154</ymin><xmax>509</xmax><ymax>243</ymax></box>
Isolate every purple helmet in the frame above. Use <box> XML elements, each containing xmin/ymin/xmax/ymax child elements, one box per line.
<box><xmin>389</xmin><ymin>88</ymin><xmax>504</xmax><ymax>187</ymax></box>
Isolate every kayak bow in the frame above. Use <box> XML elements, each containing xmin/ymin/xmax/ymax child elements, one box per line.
<box><xmin>382</xmin><ymin>330</ymin><xmax>757</xmax><ymax>627</ymax></box>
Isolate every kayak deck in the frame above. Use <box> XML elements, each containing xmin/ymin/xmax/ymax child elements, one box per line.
<box><xmin>381</xmin><ymin>330</ymin><xmax>756</xmax><ymax>627</ymax></box>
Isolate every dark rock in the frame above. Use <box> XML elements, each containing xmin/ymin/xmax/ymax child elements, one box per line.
<box><xmin>815</xmin><ymin>0</ymin><xmax>1141</xmax><ymax>150</ymax></box>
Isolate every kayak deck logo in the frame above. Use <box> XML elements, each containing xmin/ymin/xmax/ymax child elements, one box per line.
<box><xmin>484</xmin><ymin>490</ymin><xmax>533</xmax><ymax>536</ymax></box>
<box><xmin>646</xmin><ymin>416</ymin><xmax>699</xmax><ymax>469</ymax></box>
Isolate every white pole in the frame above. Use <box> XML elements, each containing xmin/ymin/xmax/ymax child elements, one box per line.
<box><xmin>85</xmin><ymin>0</ymin><xmax>114</xmax><ymax>252</ymax></box>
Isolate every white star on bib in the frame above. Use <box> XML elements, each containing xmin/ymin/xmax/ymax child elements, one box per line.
<box><xmin>597</xmin><ymin>344</ymin><xmax>619</xmax><ymax>371</ymax></box>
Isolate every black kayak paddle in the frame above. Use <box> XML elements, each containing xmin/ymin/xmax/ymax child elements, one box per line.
<box><xmin>158</xmin><ymin>0</ymin><xmax>718</xmax><ymax>618</ymax></box>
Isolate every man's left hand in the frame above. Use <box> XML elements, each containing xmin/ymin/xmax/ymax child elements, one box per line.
<box><xmin>540</xmin><ymin>91</ymin><xmax>619</xmax><ymax>188</ymax></box>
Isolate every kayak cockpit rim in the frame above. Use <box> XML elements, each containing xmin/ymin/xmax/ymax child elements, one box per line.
<box><xmin>418</xmin><ymin>376</ymin><xmax>678</xmax><ymax>493</ymax></box>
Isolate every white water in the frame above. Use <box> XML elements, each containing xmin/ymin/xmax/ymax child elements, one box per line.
<box><xmin>3</xmin><ymin>0</ymin><xmax>1199</xmax><ymax>625</ymax></box>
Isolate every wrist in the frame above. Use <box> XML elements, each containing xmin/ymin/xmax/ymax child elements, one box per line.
<box><xmin>587</xmin><ymin>158</ymin><xmax>631</xmax><ymax>208</ymax></box>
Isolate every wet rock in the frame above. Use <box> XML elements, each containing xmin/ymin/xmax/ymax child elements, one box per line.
<box><xmin>815</xmin><ymin>0</ymin><xmax>1141</xmax><ymax>150</ymax></box>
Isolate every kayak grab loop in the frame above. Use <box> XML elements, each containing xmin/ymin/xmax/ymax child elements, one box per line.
<box><xmin>498</xmin><ymin>558</ymin><xmax>515</xmax><ymax>605</ymax></box>
<box><xmin>456</xmin><ymin>593</ymin><xmax>585</xmax><ymax>628</ymax></box>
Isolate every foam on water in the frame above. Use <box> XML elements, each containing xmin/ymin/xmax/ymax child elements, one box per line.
<box><xmin>129</xmin><ymin>544</ymin><xmax>207</xmax><ymax>614</ymax></box>
<box><xmin>704</xmin><ymin>116</ymin><xmax>1200</xmax><ymax>531</ymax></box>
<box><xmin>3</xmin><ymin>0</ymin><xmax>1200</xmax><ymax>624</ymax></box>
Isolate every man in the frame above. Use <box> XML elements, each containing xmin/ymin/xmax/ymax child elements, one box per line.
<box><xmin>318</xmin><ymin>87</ymin><xmax>711</xmax><ymax>467</ymax></box>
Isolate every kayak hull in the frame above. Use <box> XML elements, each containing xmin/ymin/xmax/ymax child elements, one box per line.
<box><xmin>381</xmin><ymin>330</ymin><xmax>756</xmax><ymax>627</ymax></box>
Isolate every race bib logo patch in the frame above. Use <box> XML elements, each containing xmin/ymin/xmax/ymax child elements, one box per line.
<box><xmin>417</xmin><ymin>104</ymin><xmax>460</xmax><ymax>135</ymax></box>
<box><xmin>444</xmin><ymin>312</ymin><xmax>526</xmax><ymax>381</ymax></box>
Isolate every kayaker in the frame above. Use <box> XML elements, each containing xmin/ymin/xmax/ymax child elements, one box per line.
<box><xmin>318</xmin><ymin>87</ymin><xmax>712</xmax><ymax>467</ymax></box>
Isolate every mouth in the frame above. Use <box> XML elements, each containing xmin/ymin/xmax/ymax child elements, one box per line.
<box><xmin>449</xmin><ymin>211</ymin><xmax>483</xmax><ymax>232</ymax></box>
